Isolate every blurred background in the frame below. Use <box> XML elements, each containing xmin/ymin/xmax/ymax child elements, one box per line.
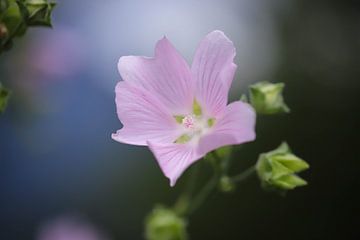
<box><xmin>0</xmin><ymin>0</ymin><xmax>359</xmax><ymax>239</ymax></box>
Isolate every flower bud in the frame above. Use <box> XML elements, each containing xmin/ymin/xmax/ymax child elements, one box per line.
<box><xmin>25</xmin><ymin>0</ymin><xmax>56</xmax><ymax>27</ymax></box>
<box><xmin>256</xmin><ymin>142</ymin><xmax>309</xmax><ymax>191</ymax></box>
<box><xmin>219</xmin><ymin>176</ymin><xmax>236</xmax><ymax>193</ymax></box>
<box><xmin>0</xmin><ymin>23</ymin><xmax>8</xmax><ymax>39</ymax></box>
<box><xmin>249</xmin><ymin>81</ymin><xmax>290</xmax><ymax>114</ymax></box>
<box><xmin>145</xmin><ymin>206</ymin><xmax>188</xmax><ymax>240</ymax></box>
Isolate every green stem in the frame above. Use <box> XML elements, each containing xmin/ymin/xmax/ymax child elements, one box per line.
<box><xmin>173</xmin><ymin>161</ymin><xmax>201</xmax><ymax>216</ymax></box>
<box><xmin>230</xmin><ymin>166</ymin><xmax>256</xmax><ymax>183</ymax></box>
<box><xmin>186</xmin><ymin>156</ymin><xmax>222</xmax><ymax>216</ymax></box>
<box><xmin>186</xmin><ymin>173</ymin><xmax>219</xmax><ymax>216</ymax></box>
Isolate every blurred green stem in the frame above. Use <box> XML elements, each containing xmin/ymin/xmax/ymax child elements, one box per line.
<box><xmin>186</xmin><ymin>172</ymin><xmax>219</xmax><ymax>216</ymax></box>
<box><xmin>173</xmin><ymin>153</ymin><xmax>256</xmax><ymax>218</ymax></box>
<box><xmin>230</xmin><ymin>166</ymin><xmax>256</xmax><ymax>183</ymax></box>
<box><xmin>173</xmin><ymin>162</ymin><xmax>201</xmax><ymax>216</ymax></box>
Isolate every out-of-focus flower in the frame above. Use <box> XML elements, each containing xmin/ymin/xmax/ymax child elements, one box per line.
<box><xmin>256</xmin><ymin>142</ymin><xmax>309</xmax><ymax>191</ymax></box>
<box><xmin>249</xmin><ymin>81</ymin><xmax>290</xmax><ymax>114</ymax></box>
<box><xmin>145</xmin><ymin>206</ymin><xmax>187</xmax><ymax>240</ymax></box>
<box><xmin>27</xmin><ymin>28</ymin><xmax>85</xmax><ymax>78</ymax></box>
<box><xmin>112</xmin><ymin>31</ymin><xmax>256</xmax><ymax>186</ymax></box>
<box><xmin>36</xmin><ymin>215</ymin><xmax>110</xmax><ymax>240</ymax></box>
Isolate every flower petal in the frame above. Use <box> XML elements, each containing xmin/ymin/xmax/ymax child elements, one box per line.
<box><xmin>118</xmin><ymin>37</ymin><xmax>193</xmax><ymax>114</ymax></box>
<box><xmin>197</xmin><ymin>101</ymin><xmax>256</xmax><ymax>155</ymax></box>
<box><xmin>148</xmin><ymin>142</ymin><xmax>203</xmax><ymax>186</ymax></box>
<box><xmin>192</xmin><ymin>30</ymin><xmax>237</xmax><ymax>117</ymax></box>
<box><xmin>112</xmin><ymin>81</ymin><xmax>179</xmax><ymax>146</ymax></box>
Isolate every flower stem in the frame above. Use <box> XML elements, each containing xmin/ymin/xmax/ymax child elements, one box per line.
<box><xmin>186</xmin><ymin>173</ymin><xmax>219</xmax><ymax>216</ymax></box>
<box><xmin>230</xmin><ymin>166</ymin><xmax>256</xmax><ymax>183</ymax></box>
<box><xmin>173</xmin><ymin>161</ymin><xmax>201</xmax><ymax>216</ymax></box>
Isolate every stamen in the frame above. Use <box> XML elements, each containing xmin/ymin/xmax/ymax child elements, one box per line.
<box><xmin>182</xmin><ymin>115</ymin><xmax>195</xmax><ymax>129</ymax></box>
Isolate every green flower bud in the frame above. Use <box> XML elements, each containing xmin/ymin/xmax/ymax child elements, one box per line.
<box><xmin>145</xmin><ymin>206</ymin><xmax>188</xmax><ymax>240</ymax></box>
<box><xmin>0</xmin><ymin>82</ymin><xmax>10</xmax><ymax>113</ymax></box>
<box><xmin>219</xmin><ymin>176</ymin><xmax>236</xmax><ymax>193</ymax></box>
<box><xmin>25</xmin><ymin>0</ymin><xmax>56</xmax><ymax>27</ymax></box>
<box><xmin>256</xmin><ymin>142</ymin><xmax>309</xmax><ymax>191</ymax></box>
<box><xmin>249</xmin><ymin>81</ymin><xmax>290</xmax><ymax>114</ymax></box>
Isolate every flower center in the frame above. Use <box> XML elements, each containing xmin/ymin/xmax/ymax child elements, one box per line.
<box><xmin>174</xmin><ymin>100</ymin><xmax>216</xmax><ymax>144</ymax></box>
<box><xmin>182</xmin><ymin>115</ymin><xmax>196</xmax><ymax>129</ymax></box>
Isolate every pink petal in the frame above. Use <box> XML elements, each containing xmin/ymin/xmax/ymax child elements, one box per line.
<box><xmin>112</xmin><ymin>81</ymin><xmax>179</xmax><ymax>146</ymax></box>
<box><xmin>197</xmin><ymin>101</ymin><xmax>256</xmax><ymax>155</ymax></box>
<box><xmin>118</xmin><ymin>37</ymin><xmax>193</xmax><ymax>114</ymax></box>
<box><xmin>148</xmin><ymin>141</ymin><xmax>204</xmax><ymax>186</ymax></box>
<box><xmin>192</xmin><ymin>30</ymin><xmax>237</xmax><ymax>117</ymax></box>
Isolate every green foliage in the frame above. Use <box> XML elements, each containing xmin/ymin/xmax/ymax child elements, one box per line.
<box><xmin>256</xmin><ymin>142</ymin><xmax>309</xmax><ymax>191</ymax></box>
<box><xmin>145</xmin><ymin>206</ymin><xmax>188</xmax><ymax>240</ymax></box>
<box><xmin>0</xmin><ymin>82</ymin><xmax>10</xmax><ymax>112</ymax></box>
<box><xmin>0</xmin><ymin>0</ymin><xmax>56</xmax><ymax>54</ymax></box>
<box><xmin>249</xmin><ymin>81</ymin><xmax>290</xmax><ymax>115</ymax></box>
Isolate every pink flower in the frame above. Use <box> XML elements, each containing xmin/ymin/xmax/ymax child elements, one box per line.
<box><xmin>112</xmin><ymin>31</ymin><xmax>256</xmax><ymax>186</ymax></box>
<box><xmin>36</xmin><ymin>216</ymin><xmax>109</xmax><ymax>240</ymax></box>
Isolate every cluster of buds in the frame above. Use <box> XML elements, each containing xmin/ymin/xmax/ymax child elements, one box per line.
<box><xmin>0</xmin><ymin>0</ymin><xmax>56</xmax><ymax>53</ymax></box>
<box><xmin>256</xmin><ymin>142</ymin><xmax>309</xmax><ymax>191</ymax></box>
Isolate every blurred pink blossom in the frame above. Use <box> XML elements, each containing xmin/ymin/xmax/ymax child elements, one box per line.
<box><xmin>27</xmin><ymin>28</ymin><xmax>85</xmax><ymax>78</ymax></box>
<box><xmin>36</xmin><ymin>215</ymin><xmax>110</xmax><ymax>240</ymax></box>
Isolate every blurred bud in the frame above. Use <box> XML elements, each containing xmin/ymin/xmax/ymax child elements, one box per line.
<box><xmin>239</xmin><ymin>94</ymin><xmax>248</xmax><ymax>102</ymax></box>
<box><xmin>25</xmin><ymin>0</ymin><xmax>56</xmax><ymax>27</ymax></box>
<box><xmin>219</xmin><ymin>176</ymin><xmax>235</xmax><ymax>193</ymax></box>
<box><xmin>145</xmin><ymin>206</ymin><xmax>188</xmax><ymax>240</ymax></box>
<box><xmin>256</xmin><ymin>142</ymin><xmax>309</xmax><ymax>191</ymax></box>
<box><xmin>0</xmin><ymin>23</ymin><xmax>8</xmax><ymax>39</ymax></box>
<box><xmin>249</xmin><ymin>81</ymin><xmax>290</xmax><ymax>114</ymax></box>
<box><xmin>0</xmin><ymin>82</ymin><xmax>10</xmax><ymax>113</ymax></box>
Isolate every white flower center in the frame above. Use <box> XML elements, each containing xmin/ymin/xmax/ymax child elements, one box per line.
<box><xmin>175</xmin><ymin>114</ymin><xmax>215</xmax><ymax>144</ymax></box>
<box><xmin>174</xmin><ymin>99</ymin><xmax>216</xmax><ymax>144</ymax></box>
